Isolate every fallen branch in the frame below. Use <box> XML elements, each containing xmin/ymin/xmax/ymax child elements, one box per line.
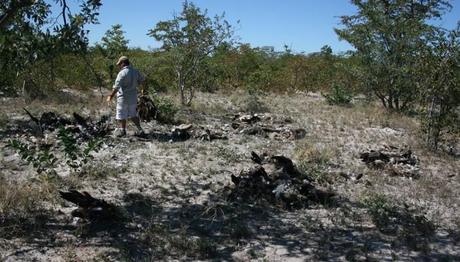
<box><xmin>360</xmin><ymin>145</ymin><xmax>420</xmax><ymax>178</ymax></box>
<box><xmin>226</xmin><ymin>152</ymin><xmax>334</xmax><ymax>209</ymax></box>
<box><xmin>59</xmin><ymin>190</ymin><xmax>119</xmax><ymax>221</ymax></box>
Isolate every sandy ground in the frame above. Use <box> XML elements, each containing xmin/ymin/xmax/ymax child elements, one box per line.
<box><xmin>0</xmin><ymin>90</ymin><xmax>459</xmax><ymax>261</ymax></box>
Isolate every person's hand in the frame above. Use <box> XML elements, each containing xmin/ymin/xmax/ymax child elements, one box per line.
<box><xmin>106</xmin><ymin>95</ymin><xmax>112</xmax><ymax>105</ymax></box>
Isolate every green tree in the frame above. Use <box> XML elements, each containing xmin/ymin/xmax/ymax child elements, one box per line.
<box><xmin>0</xmin><ymin>0</ymin><xmax>101</xmax><ymax>94</ymax></box>
<box><xmin>101</xmin><ymin>24</ymin><xmax>129</xmax><ymax>53</ymax></box>
<box><xmin>335</xmin><ymin>0</ymin><xmax>451</xmax><ymax>111</ymax></box>
<box><xmin>418</xmin><ymin>25</ymin><xmax>460</xmax><ymax>150</ymax></box>
<box><xmin>0</xmin><ymin>0</ymin><xmax>37</xmax><ymax>29</ymax></box>
<box><xmin>148</xmin><ymin>1</ymin><xmax>235</xmax><ymax>105</ymax></box>
<box><xmin>98</xmin><ymin>24</ymin><xmax>129</xmax><ymax>80</ymax></box>
<box><xmin>207</xmin><ymin>43</ymin><xmax>241</xmax><ymax>89</ymax></box>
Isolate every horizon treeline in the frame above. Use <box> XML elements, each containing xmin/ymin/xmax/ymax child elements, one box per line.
<box><xmin>0</xmin><ymin>0</ymin><xmax>458</xmax><ymax>151</ymax></box>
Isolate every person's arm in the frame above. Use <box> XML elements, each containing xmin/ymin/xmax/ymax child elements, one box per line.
<box><xmin>107</xmin><ymin>88</ymin><xmax>117</xmax><ymax>102</ymax></box>
<box><xmin>107</xmin><ymin>70</ymin><xmax>124</xmax><ymax>102</ymax></box>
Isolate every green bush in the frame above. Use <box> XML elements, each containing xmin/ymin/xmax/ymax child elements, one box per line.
<box><xmin>154</xmin><ymin>96</ymin><xmax>179</xmax><ymax>124</ymax></box>
<box><xmin>322</xmin><ymin>84</ymin><xmax>352</xmax><ymax>106</ymax></box>
<box><xmin>363</xmin><ymin>194</ymin><xmax>394</xmax><ymax>231</ymax></box>
<box><xmin>54</xmin><ymin>54</ymin><xmax>101</xmax><ymax>89</ymax></box>
<box><xmin>57</xmin><ymin>127</ymin><xmax>103</xmax><ymax>170</ymax></box>
<box><xmin>363</xmin><ymin>193</ymin><xmax>435</xmax><ymax>239</ymax></box>
<box><xmin>7</xmin><ymin>139</ymin><xmax>57</xmax><ymax>174</ymax></box>
<box><xmin>129</xmin><ymin>50</ymin><xmax>175</xmax><ymax>93</ymax></box>
<box><xmin>7</xmin><ymin>127</ymin><xmax>102</xmax><ymax>175</ymax></box>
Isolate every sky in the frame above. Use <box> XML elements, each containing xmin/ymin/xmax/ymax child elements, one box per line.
<box><xmin>59</xmin><ymin>0</ymin><xmax>460</xmax><ymax>54</ymax></box>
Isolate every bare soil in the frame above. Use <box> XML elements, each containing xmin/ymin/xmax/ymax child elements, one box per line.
<box><xmin>1</xmin><ymin>90</ymin><xmax>459</xmax><ymax>261</ymax></box>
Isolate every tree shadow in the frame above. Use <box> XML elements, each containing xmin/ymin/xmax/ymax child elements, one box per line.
<box><xmin>0</xmin><ymin>119</ymin><xmax>41</xmax><ymax>140</ymax></box>
<box><xmin>145</xmin><ymin>131</ymin><xmax>190</xmax><ymax>143</ymax></box>
<box><xmin>1</xmin><ymin>211</ymin><xmax>78</xmax><ymax>259</ymax></box>
<box><xmin>2</xmin><ymin>187</ymin><xmax>460</xmax><ymax>261</ymax></box>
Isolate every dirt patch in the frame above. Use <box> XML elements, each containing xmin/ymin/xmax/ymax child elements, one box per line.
<box><xmin>1</xmin><ymin>91</ymin><xmax>459</xmax><ymax>261</ymax></box>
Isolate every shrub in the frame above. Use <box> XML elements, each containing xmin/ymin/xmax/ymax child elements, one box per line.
<box><xmin>295</xmin><ymin>143</ymin><xmax>336</xmax><ymax>185</ymax></box>
<box><xmin>7</xmin><ymin>127</ymin><xmax>102</xmax><ymax>175</ymax></box>
<box><xmin>154</xmin><ymin>96</ymin><xmax>179</xmax><ymax>124</ymax></box>
<box><xmin>231</xmin><ymin>89</ymin><xmax>269</xmax><ymax>113</ymax></box>
<box><xmin>57</xmin><ymin>127</ymin><xmax>103</xmax><ymax>170</ymax></box>
<box><xmin>363</xmin><ymin>194</ymin><xmax>394</xmax><ymax>232</ymax></box>
<box><xmin>322</xmin><ymin>84</ymin><xmax>352</xmax><ymax>106</ymax></box>
<box><xmin>7</xmin><ymin>139</ymin><xmax>57</xmax><ymax>174</ymax></box>
<box><xmin>362</xmin><ymin>193</ymin><xmax>435</xmax><ymax>241</ymax></box>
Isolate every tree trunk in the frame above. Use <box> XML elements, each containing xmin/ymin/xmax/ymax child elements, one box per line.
<box><xmin>387</xmin><ymin>97</ymin><xmax>394</xmax><ymax>110</ymax></box>
<box><xmin>177</xmin><ymin>68</ymin><xmax>195</xmax><ymax>106</ymax></box>
<box><xmin>179</xmin><ymin>84</ymin><xmax>186</xmax><ymax>105</ymax></box>
<box><xmin>22</xmin><ymin>73</ymin><xmax>42</xmax><ymax>102</ymax></box>
<box><xmin>378</xmin><ymin>95</ymin><xmax>388</xmax><ymax>108</ymax></box>
<box><xmin>178</xmin><ymin>73</ymin><xmax>186</xmax><ymax>105</ymax></box>
<box><xmin>185</xmin><ymin>85</ymin><xmax>194</xmax><ymax>106</ymax></box>
<box><xmin>50</xmin><ymin>57</ymin><xmax>56</xmax><ymax>86</ymax></box>
<box><xmin>394</xmin><ymin>97</ymin><xmax>400</xmax><ymax>111</ymax></box>
<box><xmin>426</xmin><ymin>97</ymin><xmax>440</xmax><ymax>150</ymax></box>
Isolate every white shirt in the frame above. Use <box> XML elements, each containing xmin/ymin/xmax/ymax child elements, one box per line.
<box><xmin>113</xmin><ymin>65</ymin><xmax>145</xmax><ymax>105</ymax></box>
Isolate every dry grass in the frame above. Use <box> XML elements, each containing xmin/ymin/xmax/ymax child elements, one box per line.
<box><xmin>78</xmin><ymin>162</ymin><xmax>123</xmax><ymax>181</ymax></box>
<box><xmin>230</xmin><ymin>90</ymin><xmax>270</xmax><ymax>113</ymax></box>
<box><xmin>0</xmin><ymin>113</ymin><xmax>7</xmax><ymax>129</ymax></box>
<box><xmin>190</xmin><ymin>97</ymin><xmax>231</xmax><ymax>116</ymax></box>
<box><xmin>1</xmin><ymin>90</ymin><xmax>459</xmax><ymax>260</ymax></box>
<box><xmin>0</xmin><ymin>168</ymin><xmax>83</xmax><ymax>236</ymax></box>
<box><xmin>0</xmin><ymin>173</ymin><xmax>55</xmax><ymax>239</ymax></box>
<box><xmin>294</xmin><ymin>140</ymin><xmax>340</xmax><ymax>185</ymax></box>
<box><xmin>142</xmin><ymin>223</ymin><xmax>217</xmax><ymax>259</ymax></box>
<box><xmin>0</xmin><ymin>88</ymin><xmax>108</xmax><ymax>123</ymax></box>
<box><xmin>0</xmin><ymin>177</ymin><xmax>44</xmax><ymax>218</ymax></box>
<box><xmin>294</xmin><ymin>140</ymin><xmax>339</xmax><ymax>166</ymax></box>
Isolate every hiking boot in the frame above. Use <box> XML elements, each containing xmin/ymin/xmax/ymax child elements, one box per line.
<box><xmin>114</xmin><ymin>128</ymin><xmax>126</xmax><ymax>137</ymax></box>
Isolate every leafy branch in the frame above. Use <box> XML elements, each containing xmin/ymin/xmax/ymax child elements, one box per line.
<box><xmin>7</xmin><ymin>139</ymin><xmax>57</xmax><ymax>174</ymax></box>
<box><xmin>57</xmin><ymin>126</ymin><xmax>102</xmax><ymax>169</ymax></box>
<box><xmin>6</xmin><ymin>126</ymin><xmax>103</xmax><ymax>175</ymax></box>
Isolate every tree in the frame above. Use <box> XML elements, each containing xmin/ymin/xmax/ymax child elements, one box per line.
<box><xmin>0</xmin><ymin>0</ymin><xmax>102</xmax><ymax>94</ymax></box>
<box><xmin>100</xmin><ymin>24</ymin><xmax>129</xmax><ymax>54</ymax></box>
<box><xmin>0</xmin><ymin>0</ymin><xmax>36</xmax><ymax>29</ymax></box>
<box><xmin>98</xmin><ymin>24</ymin><xmax>129</xmax><ymax>80</ymax></box>
<box><xmin>148</xmin><ymin>1</ymin><xmax>235</xmax><ymax>105</ymax></box>
<box><xmin>208</xmin><ymin>43</ymin><xmax>241</xmax><ymax>89</ymax></box>
<box><xmin>335</xmin><ymin>0</ymin><xmax>451</xmax><ymax>111</ymax></box>
<box><xmin>418</xmin><ymin>24</ymin><xmax>460</xmax><ymax>150</ymax></box>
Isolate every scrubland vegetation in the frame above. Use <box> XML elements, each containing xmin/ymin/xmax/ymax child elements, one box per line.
<box><xmin>1</xmin><ymin>0</ymin><xmax>459</xmax><ymax>261</ymax></box>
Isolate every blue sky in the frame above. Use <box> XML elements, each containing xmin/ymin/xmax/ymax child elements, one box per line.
<box><xmin>62</xmin><ymin>0</ymin><xmax>460</xmax><ymax>54</ymax></box>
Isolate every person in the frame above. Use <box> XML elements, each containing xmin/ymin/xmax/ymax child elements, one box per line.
<box><xmin>107</xmin><ymin>56</ymin><xmax>145</xmax><ymax>137</ymax></box>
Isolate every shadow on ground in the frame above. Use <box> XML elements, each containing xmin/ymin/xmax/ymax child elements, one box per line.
<box><xmin>2</xmin><ymin>181</ymin><xmax>459</xmax><ymax>261</ymax></box>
